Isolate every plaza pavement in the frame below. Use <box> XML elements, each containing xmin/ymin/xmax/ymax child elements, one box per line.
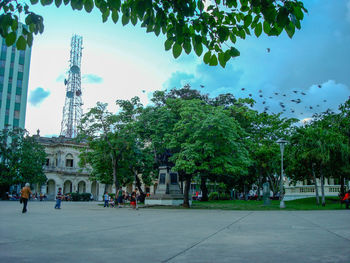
<box><xmin>0</xmin><ymin>201</ymin><xmax>349</xmax><ymax>263</ymax></box>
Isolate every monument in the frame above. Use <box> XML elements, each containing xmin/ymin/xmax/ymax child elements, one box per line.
<box><xmin>263</xmin><ymin>182</ymin><xmax>271</xmax><ymax>206</ymax></box>
<box><xmin>145</xmin><ymin>166</ymin><xmax>184</xmax><ymax>205</ymax></box>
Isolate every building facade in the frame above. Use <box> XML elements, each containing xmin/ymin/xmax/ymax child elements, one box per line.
<box><xmin>35</xmin><ymin>135</ymin><xmax>106</xmax><ymax>201</ymax></box>
<box><xmin>0</xmin><ymin>25</ymin><xmax>32</xmax><ymax>130</ymax></box>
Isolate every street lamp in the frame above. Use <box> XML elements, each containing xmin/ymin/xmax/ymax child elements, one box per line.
<box><xmin>277</xmin><ymin>138</ymin><xmax>288</xmax><ymax>208</ymax></box>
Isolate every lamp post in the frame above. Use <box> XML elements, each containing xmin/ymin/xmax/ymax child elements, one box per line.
<box><xmin>277</xmin><ymin>138</ymin><xmax>288</xmax><ymax>208</ymax></box>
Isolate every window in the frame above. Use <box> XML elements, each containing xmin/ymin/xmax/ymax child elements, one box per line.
<box><xmin>0</xmin><ymin>75</ymin><xmax>4</xmax><ymax>84</ymax></box>
<box><xmin>14</xmin><ymin>103</ymin><xmax>20</xmax><ymax>110</ymax></box>
<box><xmin>13</xmin><ymin>119</ymin><xmax>19</xmax><ymax>127</ymax></box>
<box><xmin>19</xmin><ymin>56</ymin><xmax>25</xmax><ymax>65</ymax></box>
<box><xmin>16</xmin><ymin>87</ymin><xmax>22</xmax><ymax>95</ymax></box>
<box><xmin>65</xmin><ymin>154</ymin><xmax>74</xmax><ymax>167</ymax></box>
<box><xmin>15</xmin><ymin>94</ymin><xmax>21</xmax><ymax>103</ymax></box>
<box><xmin>45</xmin><ymin>159</ymin><xmax>50</xmax><ymax>166</ymax></box>
<box><xmin>18</xmin><ymin>64</ymin><xmax>24</xmax><ymax>72</ymax></box>
<box><xmin>1</xmin><ymin>44</ymin><xmax>7</xmax><ymax>53</ymax></box>
<box><xmin>16</xmin><ymin>79</ymin><xmax>22</xmax><ymax>87</ymax></box>
<box><xmin>14</xmin><ymin>110</ymin><xmax>20</xmax><ymax>119</ymax></box>
<box><xmin>0</xmin><ymin>59</ymin><xmax>6</xmax><ymax>67</ymax></box>
<box><xmin>0</xmin><ymin>67</ymin><xmax>4</xmax><ymax>76</ymax></box>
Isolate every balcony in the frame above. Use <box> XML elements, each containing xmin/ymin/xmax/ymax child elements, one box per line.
<box><xmin>43</xmin><ymin>165</ymin><xmax>91</xmax><ymax>175</ymax></box>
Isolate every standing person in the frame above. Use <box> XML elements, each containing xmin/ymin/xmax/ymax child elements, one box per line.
<box><xmin>116</xmin><ymin>188</ymin><xmax>124</xmax><ymax>208</ymax></box>
<box><xmin>103</xmin><ymin>192</ymin><xmax>109</xmax><ymax>207</ymax></box>
<box><xmin>20</xmin><ymin>183</ymin><xmax>32</xmax><ymax>213</ymax></box>
<box><xmin>342</xmin><ymin>190</ymin><xmax>350</xmax><ymax>209</ymax></box>
<box><xmin>130</xmin><ymin>190</ymin><xmax>137</xmax><ymax>210</ymax></box>
<box><xmin>54</xmin><ymin>188</ymin><xmax>63</xmax><ymax>209</ymax></box>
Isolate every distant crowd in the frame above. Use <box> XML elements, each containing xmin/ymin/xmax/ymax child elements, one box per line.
<box><xmin>103</xmin><ymin>188</ymin><xmax>143</xmax><ymax>210</ymax></box>
<box><xmin>6</xmin><ymin>191</ymin><xmax>48</xmax><ymax>201</ymax></box>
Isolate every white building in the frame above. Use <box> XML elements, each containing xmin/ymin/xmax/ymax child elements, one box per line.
<box><xmin>35</xmin><ymin>134</ymin><xmax>106</xmax><ymax>201</ymax></box>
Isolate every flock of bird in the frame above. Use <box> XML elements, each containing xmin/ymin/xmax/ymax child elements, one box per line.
<box><xmin>238</xmin><ymin>84</ymin><xmax>328</xmax><ymax>116</ymax></box>
<box><xmin>197</xmin><ymin>83</ymin><xmax>330</xmax><ymax>118</ymax></box>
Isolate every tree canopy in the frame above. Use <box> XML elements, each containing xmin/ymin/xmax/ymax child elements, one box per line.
<box><xmin>1</xmin><ymin>0</ymin><xmax>307</xmax><ymax>67</ymax></box>
<box><xmin>0</xmin><ymin>128</ymin><xmax>47</xmax><ymax>189</ymax></box>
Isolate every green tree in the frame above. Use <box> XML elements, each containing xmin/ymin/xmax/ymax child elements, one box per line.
<box><xmin>286</xmin><ymin>112</ymin><xmax>349</xmax><ymax>206</ymax></box>
<box><xmin>168</xmin><ymin>99</ymin><xmax>250</xmax><ymax>207</ymax></box>
<box><xmin>2</xmin><ymin>0</ymin><xmax>307</xmax><ymax>66</ymax></box>
<box><xmin>79</xmin><ymin>98</ymin><xmax>155</xmax><ymax>198</ymax></box>
<box><xmin>0</xmin><ymin>128</ymin><xmax>47</xmax><ymax>195</ymax></box>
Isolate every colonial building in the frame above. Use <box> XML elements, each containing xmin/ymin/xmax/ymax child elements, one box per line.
<box><xmin>35</xmin><ymin>134</ymin><xmax>106</xmax><ymax>201</ymax></box>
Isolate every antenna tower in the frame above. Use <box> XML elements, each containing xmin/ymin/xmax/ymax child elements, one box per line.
<box><xmin>60</xmin><ymin>35</ymin><xmax>83</xmax><ymax>138</ymax></box>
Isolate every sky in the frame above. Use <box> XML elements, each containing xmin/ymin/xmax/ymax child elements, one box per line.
<box><xmin>24</xmin><ymin>0</ymin><xmax>350</xmax><ymax>137</ymax></box>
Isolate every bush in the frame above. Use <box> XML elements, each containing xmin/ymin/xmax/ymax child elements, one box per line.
<box><xmin>219</xmin><ymin>193</ymin><xmax>230</xmax><ymax>200</ymax></box>
<box><xmin>209</xmin><ymin>192</ymin><xmax>219</xmax><ymax>200</ymax></box>
<box><xmin>70</xmin><ymin>193</ymin><xmax>91</xmax><ymax>201</ymax></box>
<box><xmin>81</xmin><ymin>193</ymin><xmax>91</xmax><ymax>201</ymax></box>
<box><xmin>208</xmin><ymin>192</ymin><xmax>230</xmax><ymax>201</ymax></box>
<box><xmin>71</xmin><ymin>193</ymin><xmax>80</xmax><ymax>201</ymax></box>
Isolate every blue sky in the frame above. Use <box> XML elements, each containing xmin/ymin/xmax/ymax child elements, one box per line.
<box><xmin>25</xmin><ymin>0</ymin><xmax>350</xmax><ymax>136</ymax></box>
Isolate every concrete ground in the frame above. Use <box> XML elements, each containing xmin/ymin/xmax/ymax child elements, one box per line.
<box><xmin>0</xmin><ymin>201</ymin><xmax>349</xmax><ymax>263</ymax></box>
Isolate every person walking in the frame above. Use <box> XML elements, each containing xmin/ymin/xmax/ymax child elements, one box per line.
<box><xmin>54</xmin><ymin>188</ymin><xmax>63</xmax><ymax>209</ymax></box>
<box><xmin>20</xmin><ymin>183</ymin><xmax>32</xmax><ymax>213</ymax></box>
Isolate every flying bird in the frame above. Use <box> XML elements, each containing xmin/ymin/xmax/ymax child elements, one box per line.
<box><xmin>293</xmin><ymin>90</ymin><xmax>298</xmax><ymax>94</ymax></box>
<box><xmin>318</xmin><ymin>84</ymin><xmax>322</xmax><ymax>88</ymax></box>
<box><xmin>200</xmin><ymin>85</ymin><xmax>205</xmax><ymax>88</ymax></box>
<box><xmin>241</xmin><ymin>88</ymin><xmax>245</xmax><ymax>91</ymax></box>
<box><xmin>301</xmin><ymin>92</ymin><xmax>306</xmax><ymax>95</ymax></box>
<box><xmin>267</xmin><ymin>48</ymin><xmax>270</xmax><ymax>53</ymax></box>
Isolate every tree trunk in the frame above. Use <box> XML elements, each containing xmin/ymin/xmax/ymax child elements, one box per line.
<box><xmin>312</xmin><ymin>164</ymin><xmax>320</xmax><ymax>206</ymax></box>
<box><xmin>134</xmin><ymin>171</ymin><xmax>146</xmax><ymax>202</ymax></box>
<box><xmin>112</xmin><ymin>156</ymin><xmax>119</xmax><ymax>192</ymax></box>
<box><xmin>183</xmin><ymin>175</ymin><xmax>191</xmax><ymax>208</ymax></box>
<box><xmin>244</xmin><ymin>184</ymin><xmax>248</xmax><ymax>201</ymax></box>
<box><xmin>340</xmin><ymin>174</ymin><xmax>345</xmax><ymax>197</ymax></box>
<box><xmin>200</xmin><ymin>175</ymin><xmax>208</xmax><ymax>201</ymax></box>
<box><xmin>320</xmin><ymin>168</ymin><xmax>326</xmax><ymax>207</ymax></box>
<box><xmin>257</xmin><ymin>175</ymin><xmax>261</xmax><ymax>201</ymax></box>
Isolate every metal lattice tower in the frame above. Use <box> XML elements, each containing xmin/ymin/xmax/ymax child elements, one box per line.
<box><xmin>60</xmin><ymin>35</ymin><xmax>83</xmax><ymax>138</ymax></box>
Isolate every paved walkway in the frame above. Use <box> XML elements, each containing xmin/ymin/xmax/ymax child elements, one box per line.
<box><xmin>0</xmin><ymin>201</ymin><xmax>349</xmax><ymax>263</ymax></box>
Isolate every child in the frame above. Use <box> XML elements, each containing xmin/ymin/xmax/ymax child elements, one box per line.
<box><xmin>109</xmin><ymin>197</ymin><xmax>115</xmax><ymax>208</ymax></box>
<box><xmin>130</xmin><ymin>190</ymin><xmax>137</xmax><ymax>210</ymax></box>
<box><xmin>104</xmin><ymin>192</ymin><xmax>109</xmax><ymax>207</ymax></box>
<box><xmin>54</xmin><ymin>188</ymin><xmax>63</xmax><ymax>209</ymax></box>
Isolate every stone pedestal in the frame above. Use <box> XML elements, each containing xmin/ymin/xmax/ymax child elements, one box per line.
<box><xmin>145</xmin><ymin>166</ymin><xmax>184</xmax><ymax>206</ymax></box>
<box><xmin>263</xmin><ymin>182</ymin><xmax>271</xmax><ymax>206</ymax></box>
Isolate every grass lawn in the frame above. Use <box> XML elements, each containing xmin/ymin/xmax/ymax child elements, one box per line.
<box><xmin>145</xmin><ymin>197</ymin><xmax>346</xmax><ymax>210</ymax></box>
<box><xmin>189</xmin><ymin>197</ymin><xmax>345</xmax><ymax>210</ymax></box>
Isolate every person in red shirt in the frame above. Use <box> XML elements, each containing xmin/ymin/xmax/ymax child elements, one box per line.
<box><xmin>342</xmin><ymin>190</ymin><xmax>350</xmax><ymax>209</ymax></box>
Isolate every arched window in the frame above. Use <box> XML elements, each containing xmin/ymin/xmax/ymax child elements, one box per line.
<box><xmin>65</xmin><ymin>153</ymin><xmax>74</xmax><ymax>168</ymax></box>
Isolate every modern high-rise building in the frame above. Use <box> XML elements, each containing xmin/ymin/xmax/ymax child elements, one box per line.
<box><xmin>0</xmin><ymin>25</ymin><xmax>32</xmax><ymax>130</ymax></box>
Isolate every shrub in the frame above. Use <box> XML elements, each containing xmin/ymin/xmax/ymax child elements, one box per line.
<box><xmin>219</xmin><ymin>193</ymin><xmax>230</xmax><ymax>200</ymax></box>
<box><xmin>70</xmin><ymin>193</ymin><xmax>91</xmax><ymax>201</ymax></box>
<box><xmin>208</xmin><ymin>192</ymin><xmax>231</xmax><ymax>201</ymax></box>
<box><xmin>71</xmin><ymin>193</ymin><xmax>80</xmax><ymax>201</ymax></box>
<box><xmin>81</xmin><ymin>193</ymin><xmax>91</xmax><ymax>201</ymax></box>
<box><xmin>208</xmin><ymin>192</ymin><xmax>219</xmax><ymax>201</ymax></box>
